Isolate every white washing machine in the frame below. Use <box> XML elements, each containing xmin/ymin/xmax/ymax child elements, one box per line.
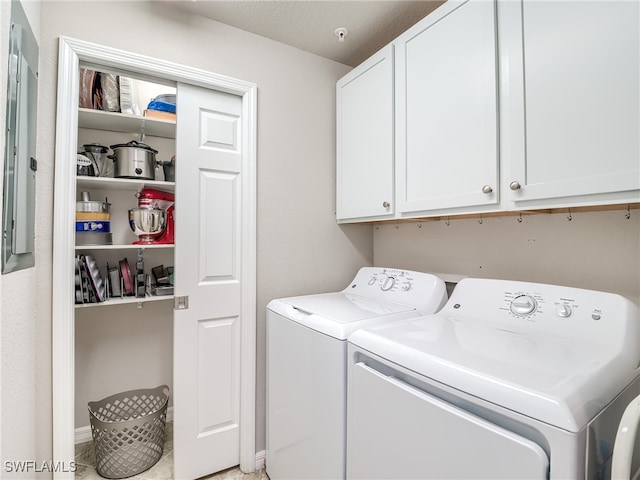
<box><xmin>347</xmin><ymin>278</ymin><xmax>640</xmax><ymax>479</ymax></box>
<box><xmin>266</xmin><ymin>267</ymin><xmax>448</xmax><ymax>480</ymax></box>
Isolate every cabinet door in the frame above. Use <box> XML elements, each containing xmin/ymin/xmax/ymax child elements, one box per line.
<box><xmin>396</xmin><ymin>0</ymin><xmax>499</xmax><ymax>214</ymax></box>
<box><xmin>505</xmin><ymin>0</ymin><xmax>640</xmax><ymax>203</ymax></box>
<box><xmin>336</xmin><ymin>45</ymin><xmax>394</xmax><ymax>221</ymax></box>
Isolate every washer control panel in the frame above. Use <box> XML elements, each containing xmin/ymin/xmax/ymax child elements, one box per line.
<box><xmin>366</xmin><ymin>269</ymin><xmax>414</xmax><ymax>293</ymax></box>
<box><xmin>346</xmin><ymin>267</ymin><xmax>447</xmax><ymax>313</ymax></box>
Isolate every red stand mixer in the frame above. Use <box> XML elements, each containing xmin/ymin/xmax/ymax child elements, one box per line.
<box><xmin>128</xmin><ymin>188</ymin><xmax>175</xmax><ymax>244</ymax></box>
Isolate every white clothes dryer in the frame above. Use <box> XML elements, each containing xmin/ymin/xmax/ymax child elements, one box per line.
<box><xmin>266</xmin><ymin>267</ymin><xmax>447</xmax><ymax>480</ymax></box>
<box><xmin>347</xmin><ymin>278</ymin><xmax>640</xmax><ymax>480</ymax></box>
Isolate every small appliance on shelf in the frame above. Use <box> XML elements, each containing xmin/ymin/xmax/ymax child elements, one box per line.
<box><xmin>76</xmin><ymin>143</ymin><xmax>112</xmax><ymax>178</ymax></box>
<box><xmin>128</xmin><ymin>188</ymin><xmax>175</xmax><ymax>245</ymax></box>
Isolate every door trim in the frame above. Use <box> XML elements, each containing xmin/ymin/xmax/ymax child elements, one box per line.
<box><xmin>52</xmin><ymin>36</ymin><xmax>257</xmax><ymax>479</ymax></box>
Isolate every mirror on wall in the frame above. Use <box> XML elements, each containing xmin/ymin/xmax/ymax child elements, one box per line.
<box><xmin>2</xmin><ymin>0</ymin><xmax>38</xmax><ymax>274</ymax></box>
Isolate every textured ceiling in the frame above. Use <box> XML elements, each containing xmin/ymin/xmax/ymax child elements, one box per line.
<box><xmin>161</xmin><ymin>1</ymin><xmax>445</xmax><ymax>67</ymax></box>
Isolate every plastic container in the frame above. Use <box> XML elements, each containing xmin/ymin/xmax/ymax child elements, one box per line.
<box><xmin>88</xmin><ymin>385</ymin><xmax>169</xmax><ymax>479</ymax></box>
<box><xmin>147</xmin><ymin>98</ymin><xmax>176</xmax><ymax>113</ymax></box>
<box><xmin>154</xmin><ymin>93</ymin><xmax>176</xmax><ymax>105</ymax></box>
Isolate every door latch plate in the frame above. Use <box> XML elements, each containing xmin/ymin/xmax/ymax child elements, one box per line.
<box><xmin>174</xmin><ymin>295</ymin><xmax>189</xmax><ymax>310</ymax></box>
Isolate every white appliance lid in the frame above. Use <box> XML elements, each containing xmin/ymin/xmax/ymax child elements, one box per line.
<box><xmin>267</xmin><ymin>267</ymin><xmax>448</xmax><ymax>340</ymax></box>
<box><xmin>351</xmin><ymin>314</ymin><xmax>638</xmax><ymax>432</ymax></box>
<box><xmin>280</xmin><ymin>292</ymin><xmax>414</xmax><ymax>322</ymax></box>
<box><xmin>269</xmin><ymin>293</ymin><xmax>416</xmax><ymax>340</ymax></box>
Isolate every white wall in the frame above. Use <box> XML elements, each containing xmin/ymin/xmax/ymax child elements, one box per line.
<box><xmin>374</xmin><ymin>209</ymin><xmax>640</xmax><ymax>305</ymax></box>
<box><xmin>0</xmin><ymin>1</ymin><xmax>53</xmax><ymax>477</ymax></box>
<box><xmin>33</xmin><ymin>0</ymin><xmax>371</xmax><ymax>463</ymax></box>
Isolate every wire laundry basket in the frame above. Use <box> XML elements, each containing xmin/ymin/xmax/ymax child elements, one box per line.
<box><xmin>88</xmin><ymin>385</ymin><xmax>169</xmax><ymax>479</ymax></box>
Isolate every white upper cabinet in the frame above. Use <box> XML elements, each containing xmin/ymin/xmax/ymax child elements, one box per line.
<box><xmin>336</xmin><ymin>45</ymin><xmax>394</xmax><ymax>221</ymax></box>
<box><xmin>396</xmin><ymin>0</ymin><xmax>499</xmax><ymax>215</ymax></box>
<box><xmin>500</xmin><ymin>0</ymin><xmax>640</xmax><ymax>207</ymax></box>
<box><xmin>336</xmin><ymin>0</ymin><xmax>639</xmax><ymax>223</ymax></box>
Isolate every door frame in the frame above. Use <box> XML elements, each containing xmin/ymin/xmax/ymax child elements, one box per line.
<box><xmin>52</xmin><ymin>36</ymin><xmax>257</xmax><ymax>479</ymax></box>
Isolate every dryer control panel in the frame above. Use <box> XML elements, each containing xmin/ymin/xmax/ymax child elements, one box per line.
<box><xmin>345</xmin><ymin>267</ymin><xmax>447</xmax><ymax>314</ymax></box>
<box><xmin>444</xmin><ymin>278</ymin><xmax>638</xmax><ymax>348</ymax></box>
<box><xmin>503</xmin><ymin>290</ymin><xmax>605</xmax><ymax>322</ymax></box>
<box><xmin>504</xmin><ymin>292</ymin><xmax>592</xmax><ymax>321</ymax></box>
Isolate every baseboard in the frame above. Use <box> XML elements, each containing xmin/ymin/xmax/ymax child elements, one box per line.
<box><xmin>75</xmin><ymin>425</ymin><xmax>92</xmax><ymax>445</ymax></box>
<box><xmin>76</xmin><ymin>406</ymin><xmax>174</xmax><ymax>444</ymax></box>
<box><xmin>255</xmin><ymin>450</ymin><xmax>265</xmax><ymax>470</ymax></box>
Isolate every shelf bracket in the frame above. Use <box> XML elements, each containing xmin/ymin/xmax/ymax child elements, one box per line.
<box><xmin>139</xmin><ymin>117</ymin><xmax>146</xmax><ymax>142</ymax></box>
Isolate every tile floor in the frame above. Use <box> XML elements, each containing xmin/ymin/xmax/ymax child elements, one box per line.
<box><xmin>75</xmin><ymin>423</ymin><xmax>269</xmax><ymax>480</ymax></box>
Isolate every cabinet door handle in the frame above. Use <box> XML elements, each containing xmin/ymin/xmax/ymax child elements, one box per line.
<box><xmin>510</xmin><ymin>181</ymin><xmax>522</xmax><ymax>191</ymax></box>
<box><xmin>481</xmin><ymin>185</ymin><xmax>493</xmax><ymax>194</ymax></box>
<box><xmin>382</xmin><ymin>201</ymin><xmax>391</xmax><ymax>208</ymax></box>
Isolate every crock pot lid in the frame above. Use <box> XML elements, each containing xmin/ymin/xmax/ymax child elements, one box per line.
<box><xmin>109</xmin><ymin>140</ymin><xmax>158</xmax><ymax>154</ymax></box>
<box><xmin>83</xmin><ymin>143</ymin><xmax>109</xmax><ymax>153</ymax></box>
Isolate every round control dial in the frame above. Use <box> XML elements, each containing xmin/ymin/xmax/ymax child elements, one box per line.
<box><xmin>510</xmin><ymin>295</ymin><xmax>538</xmax><ymax>316</ymax></box>
<box><xmin>381</xmin><ymin>276</ymin><xmax>396</xmax><ymax>291</ymax></box>
<box><xmin>556</xmin><ymin>304</ymin><xmax>572</xmax><ymax>318</ymax></box>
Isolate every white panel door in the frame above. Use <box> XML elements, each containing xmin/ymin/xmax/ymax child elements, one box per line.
<box><xmin>396</xmin><ymin>0</ymin><xmax>499</xmax><ymax>213</ymax></box>
<box><xmin>507</xmin><ymin>0</ymin><xmax>640</xmax><ymax>202</ymax></box>
<box><xmin>336</xmin><ymin>45</ymin><xmax>394</xmax><ymax>221</ymax></box>
<box><xmin>174</xmin><ymin>83</ymin><xmax>243</xmax><ymax>479</ymax></box>
<box><xmin>347</xmin><ymin>362</ymin><xmax>549</xmax><ymax>479</ymax></box>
